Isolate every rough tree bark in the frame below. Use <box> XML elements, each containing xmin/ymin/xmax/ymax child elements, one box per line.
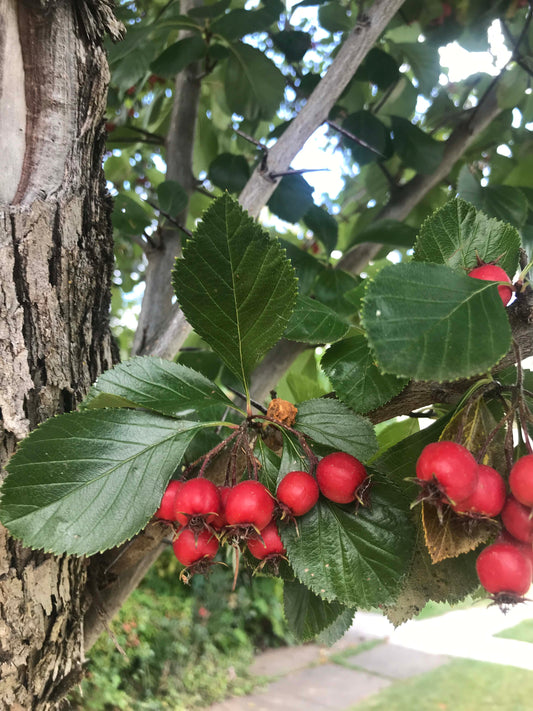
<box><xmin>0</xmin><ymin>1</ymin><xmax>121</xmax><ymax>707</ymax></box>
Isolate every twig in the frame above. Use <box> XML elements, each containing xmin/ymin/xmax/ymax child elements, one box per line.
<box><xmin>145</xmin><ymin>198</ymin><xmax>192</xmax><ymax>237</ymax></box>
<box><xmin>327</xmin><ymin>119</ymin><xmax>385</xmax><ymax>157</ymax></box>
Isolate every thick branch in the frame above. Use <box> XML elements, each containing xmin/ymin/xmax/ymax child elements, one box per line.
<box><xmin>131</xmin><ymin>0</ymin><xmax>202</xmax><ymax>357</ymax></box>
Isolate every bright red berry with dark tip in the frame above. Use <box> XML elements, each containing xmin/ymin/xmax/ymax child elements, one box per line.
<box><xmin>452</xmin><ymin>464</ymin><xmax>506</xmax><ymax>517</ymax></box>
<box><xmin>316</xmin><ymin>452</ymin><xmax>367</xmax><ymax>504</ymax></box>
<box><xmin>501</xmin><ymin>495</ymin><xmax>533</xmax><ymax>544</ymax></box>
<box><xmin>155</xmin><ymin>480</ymin><xmax>183</xmax><ymax>520</ymax></box>
<box><xmin>476</xmin><ymin>542</ymin><xmax>532</xmax><ymax>597</ymax></box>
<box><xmin>224</xmin><ymin>480</ymin><xmax>274</xmax><ymax>531</ymax></box>
<box><xmin>247</xmin><ymin>522</ymin><xmax>286</xmax><ymax>560</ymax></box>
<box><xmin>277</xmin><ymin>471</ymin><xmax>319</xmax><ymax>516</ymax></box>
<box><xmin>416</xmin><ymin>441</ymin><xmax>478</xmax><ymax>505</ymax></box>
<box><xmin>173</xmin><ymin>478</ymin><xmax>221</xmax><ymax>528</ymax></box>
<box><xmin>509</xmin><ymin>454</ymin><xmax>533</xmax><ymax>508</ymax></box>
<box><xmin>173</xmin><ymin>528</ymin><xmax>219</xmax><ymax>567</ymax></box>
<box><xmin>468</xmin><ymin>264</ymin><xmax>513</xmax><ymax>306</ymax></box>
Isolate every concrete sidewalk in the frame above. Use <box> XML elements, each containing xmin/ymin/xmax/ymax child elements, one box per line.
<box><xmin>204</xmin><ymin>600</ymin><xmax>533</xmax><ymax>711</ymax></box>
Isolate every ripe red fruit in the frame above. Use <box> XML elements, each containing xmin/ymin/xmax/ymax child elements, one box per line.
<box><xmin>476</xmin><ymin>542</ymin><xmax>532</xmax><ymax>597</ymax></box>
<box><xmin>173</xmin><ymin>478</ymin><xmax>221</xmax><ymax>528</ymax></box>
<box><xmin>452</xmin><ymin>464</ymin><xmax>506</xmax><ymax>517</ymax></box>
<box><xmin>173</xmin><ymin>528</ymin><xmax>219</xmax><ymax>567</ymax></box>
<box><xmin>316</xmin><ymin>452</ymin><xmax>367</xmax><ymax>504</ymax></box>
<box><xmin>277</xmin><ymin>471</ymin><xmax>319</xmax><ymax>516</ymax></box>
<box><xmin>416</xmin><ymin>441</ymin><xmax>478</xmax><ymax>505</ymax></box>
<box><xmin>247</xmin><ymin>522</ymin><xmax>286</xmax><ymax>560</ymax></box>
<box><xmin>501</xmin><ymin>495</ymin><xmax>533</xmax><ymax>543</ymax></box>
<box><xmin>497</xmin><ymin>530</ymin><xmax>533</xmax><ymax>570</ymax></box>
<box><xmin>225</xmin><ymin>480</ymin><xmax>274</xmax><ymax>531</ymax></box>
<box><xmin>468</xmin><ymin>264</ymin><xmax>513</xmax><ymax>306</ymax></box>
<box><xmin>509</xmin><ymin>454</ymin><xmax>533</xmax><ymax>507</ymax></box>
<box><xmin>155</xmin><ymin>480</ymin><xmax>183</xmax><ymax>521</ymax></box>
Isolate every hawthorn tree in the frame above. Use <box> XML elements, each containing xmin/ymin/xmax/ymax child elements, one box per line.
<box><xmin>1</xmin><ymin>0</ymin><xmax>533</xmax><ymax>707</ymax></box>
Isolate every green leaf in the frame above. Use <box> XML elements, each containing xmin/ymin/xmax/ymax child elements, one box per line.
<box><xmin>223</xmin><ymin>43</ymin><xmax>285</xmax><ymax>121</ymax></box>
<box><xmin>342</xmin><ymin>111</ymin><xmax>390</xmax><ymax>166</ymax></box>
<box><xmin>112</xmin><ymin>193</ymin><xmax>153</xmax><ymax>236</ymax></box>
<box><xmin>283</xmin><ymin>579</ymin><xmax>355</xmax><ymax>643</ymax></box>
<box><xmin>281</xmin><ymin>474</ymin><xmax>415</xmax><ymax>607</ymax></box>
<box><xmin>413</xmin><ymin>198</ymin><xmax>521</xmax><ymax>277</ymax></box>
<box><xmin>272</xmin><ymin>30</ymin><xmax>312</xmax><ymax>62</ymax></box>
<box><xmin>268</xmin><ymin>174</ymin><xmax>315</xmax><ymax>223</ymax></box>
<box><xmin>357</xmin><ymin>48</ymin><xmax>399</xmax><ymax>90</ymax></box>
<box><xmin>303</xmin><ymin>205</ymin><xmax>338</xmax><ymax>254</ymax></box>
<box><xmin>318</xmin><ymin>3</ymin><xmax>351</xmax><ymax>32</ymax></box>
<box><xmin>151</xmin><ymin>36</ymin><xmax>206</xmax><ymax>77</ymax></box>
<box><xmin>211</xmin><ymin>4</ymin><xmax>282</xmax><ymax>39</ymax></box>
<box><xmin>362</xmin><ymin>262</ymin><xmax>512</xmax><ymax>382</ymax></box>
<box><xmin>157</xmin><ymin>180</ymin><xmax>188</xmax><ymax>217</ymax></box>
<box><xmin>497</xmin><ymin>64</ymin><xmax>529</xmax><ymax>109</ymax></box>
<box><xmin>0</xmin><ymin>411</ymin><xmax>202</xmax><ymax>556</ymax></box>
<box><xmin>456</xmin><ymin>170</ymin><xmax>529</xmax><ymax>230</ymax></box>
<box><xmin>172</xmin><ymin>194</ymin><xmax>298</xmax><ymax>386</ymax></box>
<box><xmin>81</xmin><ymin>357</ymin><xmax>234</xmax><ymax>417</ymax></box>
<box><xmin>208</xmin><ymin>153</ymin><xmax>250</xmax><ymax>193</ymax></box>
<box><xmin>188</xmin><ymin>0</ymin><xmax>230</xmax><ymax>18</ymax></box>
<box><xmin>392</xmin><ymin>41</ymin><xmax>440</xmax><ymax>95</ymax></box>
<box><xmin>284</xmin><ymin>295</ymin><xmax>349</xmax><ymax>344</ymax></box>
<box><xmin>321</xmin><ymin>335</ymin><xmax>408</xmax><ymax>415</ymax></box>
<box><xmin>313</xmin><ymin>270</ymin><xmax>360</xmax><ymax>319</ymax></box>
<box><xmin>350</xmin><ymin>219</ymin><xmax>418</xmax><ymax>248</ymax></box>
<box><xmin>391</xmin><ymin>116</ymin><xmax>445</xmax><ymax>174</ymax></box>
<box><xmin>295</xmin><ymin>399</ymin><xmax>378</xmax><ymax>461</ymax></box>
<box><xmin>280</xmin><ymin>239</ymin><xmax>325</xmax><ymax>296</ymax></box>
<box><xmin>255</xmin><ymin>438</ymin><xmax>282</xmax><ymax>494</ymax></box>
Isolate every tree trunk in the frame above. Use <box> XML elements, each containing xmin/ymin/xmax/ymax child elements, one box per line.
<box><xmin>0</xmin><ymin>1</ymin><xmax>120</xmax><ymax>707</ymax></box>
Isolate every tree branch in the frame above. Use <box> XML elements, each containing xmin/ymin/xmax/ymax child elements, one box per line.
<box><xmin>131</xmin><ymin>0</ymin><xmax>203</xmax><ymax>357</ymax></box>
<box><xmin>144</xmin><ymin>0</ymin><xmax>407</xmax><ymax>358</ymax></box>
<box><xmin>238</xmin><ymin>0</ymin><xmax>407</xmax><ymax>218</ymax></box>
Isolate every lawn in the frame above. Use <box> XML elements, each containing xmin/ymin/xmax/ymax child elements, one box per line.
<box><xmin>348</xmin><ymin>658</ymin><xmax>533</xmax><ymax>711</ymax></box>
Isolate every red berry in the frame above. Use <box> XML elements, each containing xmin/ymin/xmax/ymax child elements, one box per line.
<box><xmin>173</xmin><ymin>478</ymin><xmax>221</xmax><ymax>528</ymax></box>
<box><xmin>468</xmin><ymin>264</ymin><xmax>513</xmax><ymax>306</ymax></box>
<box><xmin>452</xmin><ymin>464</ymin><xmax>506</xmax><ymax>517</ymax></box>
<box><xmin>416</xmin><ymin>441</ymin><xmax>478</xmax><ymax>505</ymax></box>
<box><xmin>277</xmin><ymin>471</ymin><xmax>319</xmax><ymax>516</ymax></box>
<box><xmin>155</xmin><ymin>480</ymin><xmax>183</xmax><ymax>520</ymax></box>
<box><xmin>497</xmin><ymin>530</ymin><xmax>533</xmax><ymax>570</ymax></box>
<box><xmin>247</xmin><ymin>522</ymin><xmax>286</xmax><ymax>560</ymax></box>
<box><xmin>173</xmin><ymin>528</ymin><xmax>219</xmax><ymax>567</ymax></box>
<box><xmin>501</xmin><ymin>495</ymin><xmax>533</xmax><ymax>543</ymax></box>
<box><xmin>225</xmin><ymin>481</ymin><xmax>274</xmax><ymax>531</ymax></box>
<box><xmin>316</xmin><ymin>452</ymin><xmax>368</xmax><ymax>504</ymax></box>
<box><xmin>510</xmin><ymin>454</ymin><xmax>533</xmax><ymax>507</ymax></box>
<box><xmin>105</xmin><ymin>121</ymin><xmax>116</xmax><ymax>133</ymax></box>
<box><xmin>476</xmin><ymin>542</ymin><xmax>532</xmax><ymax>597</ymax></box>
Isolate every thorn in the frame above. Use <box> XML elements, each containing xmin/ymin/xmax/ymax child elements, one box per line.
<box><xmin>326</xmin><ymin>119</ymin><xmax>385</xmax><ymax>158</ymax></box>
<box><xmin>268</xmin><ymin>168</ymin><xmax>329</xmax><ymax>180</ymax></box>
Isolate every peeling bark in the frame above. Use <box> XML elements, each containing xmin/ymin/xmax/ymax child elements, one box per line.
<box><xmin>0</xmin><ymin>1</ymin><xmax>116</xmax><ymax>707</ymax></box>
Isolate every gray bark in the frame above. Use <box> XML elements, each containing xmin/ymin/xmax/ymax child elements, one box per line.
<box><xmin>0</xmin><ymin>1</ymin><xmax>119</xmax><ymax>707</ymax></box>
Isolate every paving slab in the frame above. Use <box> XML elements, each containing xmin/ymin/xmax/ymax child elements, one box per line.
<box><xmin>205</xmin><ymin>663</ymin><xmax>391</xmax><ymax>711</ymax></box>
<box><xmin>345</xmin><ymin>643</ymin><xmax>450</xmax><ymax>679</ymax></box>
<box><xmin>249</xmin><ymin>644</ymin><xmax>323</xmax><ymax>678</ymax></box>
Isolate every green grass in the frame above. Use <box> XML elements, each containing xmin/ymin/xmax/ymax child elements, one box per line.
<box><xmin>329</xmin><ymin>639</ymin><xmax>385</xmax><ymax>667</ymax></box>
<box><xmin>496</xmin><ymin>618</ymin><xmax>533</xmax><ymax>643</ymax></box>
<box><xmin>348</xmin><ymin>658</ymin><xmax>533</xmax><ymax>711</ymax></box>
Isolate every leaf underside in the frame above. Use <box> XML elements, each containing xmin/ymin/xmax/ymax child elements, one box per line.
<box><xmin>0</xmin><ymin>410</ymin><xmax>201</xmax><ymax>556</ymax></box>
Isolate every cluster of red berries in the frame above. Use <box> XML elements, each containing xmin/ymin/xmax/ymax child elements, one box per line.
<box><xmin>155</xmin><ymin>451</ymin><xmax>368</xmax><ymax>577</ymax></box>
<box><xmin>416</xmin><ymin>441</ymin><xmax>533</xmax><ymax>604</ymax></box>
